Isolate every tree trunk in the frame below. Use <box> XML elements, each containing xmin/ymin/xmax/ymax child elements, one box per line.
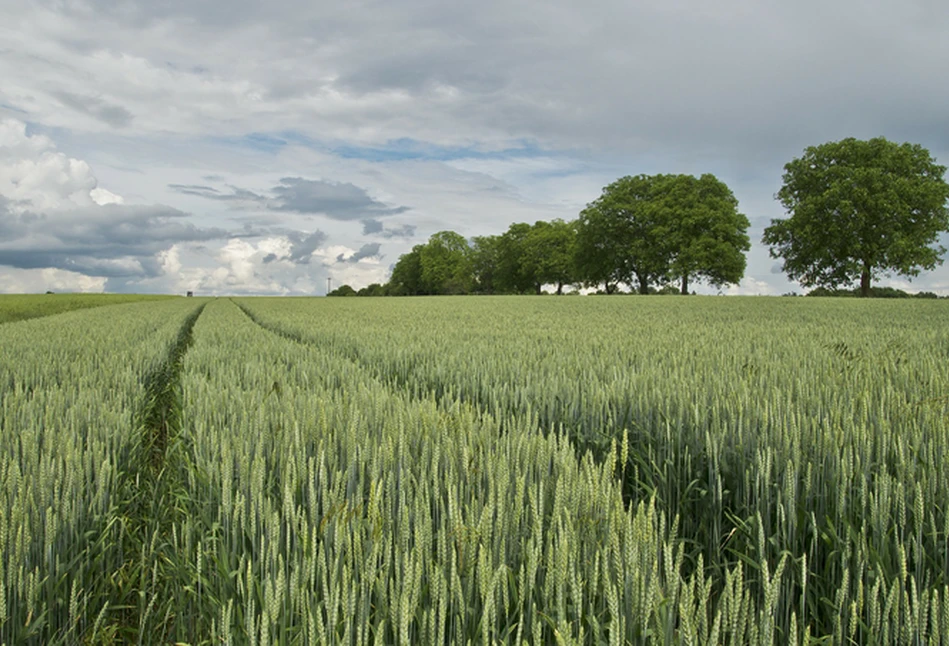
<box><xmin>860</xmin><ymin>264</ymin><xmax>871</xmax><ymax>297</ymax></box>
<box><xmin>535</xmin><ymin>282</ymin><xmax>542</xmax><ymax>295</ymax></box>
<box><xmin>638</xmin><ymin>275</ymin><xmax>649</xmax><ymax>295</ymax></box>
<box><xmin>680</xmin><ymin>274</ymin><xmax>689</xmax><ymax>295</ymax></box>
<box><xmin>605</xmin><ymin>281</ymin><xmax>615</xmax><ymax>294</ymax></box>
<box><xmin>556</xmin><ymin>282</ymin><xmax>563</xmax><ymax>295</ymax></box>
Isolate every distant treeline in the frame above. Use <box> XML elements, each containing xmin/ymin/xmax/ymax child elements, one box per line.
<box><xmin>795</xmin><ymin>286</ymin><xmax>944</xmax><ymax>298</ymax></box>
<box><xmin>331</xmin><ymin>173</ymin><xmax>754</xmax><ymax>296</ymax></box>
<box><xmin>328</xmin><ymin>221</ymin><xmax>596</xmax><ymax>297</ymax></box>
<box><xmin>330</xmin><ymin>163</ymin><xmax>949</xmax><ymax>298</ymax></box>
<box><xmin>331</xmin><ymin>282</ymin><xmax>946</xmax><ymax>298</ymax></box>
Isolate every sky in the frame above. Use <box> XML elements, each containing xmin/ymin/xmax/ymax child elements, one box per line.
<box><xmin>2</xmin><ymin>0</ymin><xmax>949</xmax><ymax>296</ymax></box>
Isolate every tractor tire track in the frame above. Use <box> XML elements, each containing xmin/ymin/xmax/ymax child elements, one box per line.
<box><xmin>105</xmin><ymin>302</ymin><xmax>206</xmax><ymax>644</ymax></box>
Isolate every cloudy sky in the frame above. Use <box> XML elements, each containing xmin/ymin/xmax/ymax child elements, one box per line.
<box><xmin>2</xmin><ymin>0</ymin><xmax>948</xmax><ymax>295</ymax></box>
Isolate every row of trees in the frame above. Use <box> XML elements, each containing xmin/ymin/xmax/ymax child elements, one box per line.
<box><xmin>331</xmin><ymin>137</ymin><xmax>949</xmax><ymax>298</ymax></box>
<box><xmin>386</xmin><ymin>220</ymin><xmax>585</xmax><ymax>296</ymax></box>
<box><xmin>336</xmin><ymin>173</ymin><xmax>751</xmax><ymax>296</ymax></box>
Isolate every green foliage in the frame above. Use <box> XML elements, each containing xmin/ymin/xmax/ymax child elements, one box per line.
<box><xmin>419</xmin><ymin>230</ymin><xmax>473</xmax><ymax>294</ymax></box>
<box><xmin>388</xmin><ymin>245</ymin><xmax>424</xmax><ymax>295</ymax></box>
<box><xmin>327</xmin><ymin>284</ymin><xmax>358</xmax><ymax>296</ymax></box>
<box><xmin>494</xmin><ymin>222</ymin><xmax>537</xmax><ymax>293</ymax></box>
<box><xmin>575</xmin><ymin>173</ymin><xmax>749</xmax><ymax>294</ymax></box>
<box><xmin>477</xmin><ymin>220</ymin><xmax>580</xmax><ymax>295</ymax></box>
<box><xmin>764</xmin><ymin>137</ymin><xmax>949</xmax><ymax>297</ymax></box>
<box><xmin>386</xmin><ymin>221</ymin><xmax>578</xmax><ymax>296</ymax></box>
<box><xmin>387</xmin><ymin>233</ymin><xmax>474</xmax><ymax>295</ymax></box>
<box><xmin>576</xmin><ymin>174</ymin><xmax>669</xmax><ymax>293</ymax></box>
<box><xmin>357</xmin><ymin>282</ymin><xmax>387</xmax><ymax>296</ymax></box>
<box><xmin>807</xmin><ymin>285</ymin><xmax>944</xmax><ymax>298</ymax></box>
<box><xmin>522</xmin><ymin>219</ymin><xmax>578</xmax><ymax>294</ymax></box>
<box><xmin>470</xmin><ymin>234</ymin><xmax>503</xmax><ymax>293</ymax></box>
<box><xmin>651</xmin><ymin>174</ymin><xmax>751</xmax><ymax>294</ymax></box>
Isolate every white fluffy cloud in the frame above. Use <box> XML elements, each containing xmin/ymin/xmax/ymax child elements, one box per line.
<box><xmin>0</xmin><ymin>267</ymin><xmax>107</xmax><ymax>293</ymax></box>
<box><xmin>0</xmin><ymin>120</ymin><xmax>103</xmax><ymax>210</ymax></box>
<box><xmin>0</xmin><ymin>119</ymin><xmax>391</xmax><ymax>294</ymax></box>
<box><xmin>725</xmin><ymin>278</ymin><xmax>779</xmax><ymax>297</ymax></box>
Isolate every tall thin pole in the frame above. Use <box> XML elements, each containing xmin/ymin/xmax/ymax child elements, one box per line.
<box><xmin>327</xmin><ymin>276</ymin><xmax>331</xmax><ymax>295</ymax></box>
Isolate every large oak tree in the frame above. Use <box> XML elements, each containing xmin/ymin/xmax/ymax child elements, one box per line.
<box><xmin>576</xmin><ymin>174</ymin><xmax>749</xmax><ymax>294</ymax></box>
<box><xmin>652</xmin><ymin>173</ymin><xmax>750</xmax><ymax>294</ymax></box>
<box><xmin>763</xmin><ymin>137</ymin><xmax>949</xmax><ymax>297</ymax></box>
<box><xmin>575</xmin><ymin>175</ymin><xmax>671</xmax><ymax>294</ymax></box>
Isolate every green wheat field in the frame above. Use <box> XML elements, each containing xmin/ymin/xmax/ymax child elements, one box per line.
<box><xmin>1</xmin><ymin>295</ymin><xmax>947</xmax><ymax>644</ymax></box>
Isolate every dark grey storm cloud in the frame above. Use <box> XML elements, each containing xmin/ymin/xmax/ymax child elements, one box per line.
<box><xmin>361</xmin><ymin>218</ymin><xmax>417</xmax><ymax>239</ymax></box>
<box><xmin>361</xmin><ymin>218</ymin><xmax>384</xmax><ymax>234</ymax></box>
<box><xmin>0</xmin><ymin>200</ymin><xmax>227</xmax><ymax>277</ymax></box>
<box><xmin>168</xmin><ymin>184</ymin><xmax>222</xmax><ymax>196</ymax></box>
<box><xmin>337</xmin><ymin>243</ymin><xmax>381</xmax><ymax>264</ymax></box>
<box><xmin>169</xmin><ymin>178</ymin><xmax>411</xmax><ymax>222</ymax></box>
<box><xmin>0</xmin><ymin>250</ymin><xmax>148</xmax><ymax>278</ymax></box>
<box><xmin>53</xmin><ymin>0</ymin><xmax>945</xmax><ymax>163</ymax></box>
<box><xmin>168</xmin><ymin>184</ymin><xmax>267</xmax><ymax>205</ymax></box>
<box><xmin>53</xmin><ymin>91</ymin><xmax>134</xmax><ymax>128</ymax></box>
<box><xmin>286</xmin><ymin>230</ymin><xmax>328</xmax><ymax>264</ymax></box>
<box><xmin>271</xmin><ymin>178</ymin><xmax>410</xmax><ymax>220</ymax></box>
<box><xmin>224</xmin><ymin>221</ymin><xmax>320</xmax><ymax>242</ymax></box>
<box><xmin>8</xmin><ymin>0</ymin><xmax>949</xmax><ymax>167</ymax></box>
<box><xmin>378</xmin><ymin>224</ymin><xmax>416</xmax><ymax>239</ymax></box>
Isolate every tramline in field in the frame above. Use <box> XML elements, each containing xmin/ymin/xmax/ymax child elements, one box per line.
<box><xmin>0</xmin><ymin>295</ymin><xmax>947</xmax><ymax>644</ymax></box>
<box><xmin>0</xmin><ymin>297</ymin><xmax>207</xmax><ymax>643</ymax></box>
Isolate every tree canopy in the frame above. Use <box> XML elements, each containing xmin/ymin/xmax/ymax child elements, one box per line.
<box><xmin>575</xmin><ymin>173</ymin><xmax>749</xmax><ymax>294</ymax></box>
<box><xmin>419</xmin><ymin>231</ymin><xmax>473</xmax><ymax>294</ymax></box>
<box><xmin>439</xmin><ymin>221</ymin><xmax>581</xmax><ymax>296</ymax></box>
<box><xmin>366</xmin><ymin>173</ymin><xmax>750</xmax><ymax>297</ymax></box>
<box><xmin>470</xmin><ymin>235</ymin><xmax>503</xmax><ymax>294</ymax></box>
<box><xmin>494</xmin><ymin>223</ymin><xmax>536</xmax><ymax>294</ymax></box>
<box><xmin>575</xmin><ymin>174</ymin><xmax>670</xmax><ymax>294</ymax></box>
<box><xmin>327</xmin><ymin>284</ymin><xmax>357</xmax><ymax>296</ymax></box>
<box><xmin>763</xmin><ymin>137</ymin><xmax>949</xmax><ymax>297</ymax></box>
<box><xmin>387</xmin><ymin>245</ymin><xmax>424</xmax><ymax>295</ymax></box>
<box><xmin>652</xmin><ymin>174</ymin><xmax>750</xmax><ymax>294</ymax></box>
<box><xmin>523</xmin><ymin>219</ymin><xmax>578</xmax><ymax>294</ymax></box>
